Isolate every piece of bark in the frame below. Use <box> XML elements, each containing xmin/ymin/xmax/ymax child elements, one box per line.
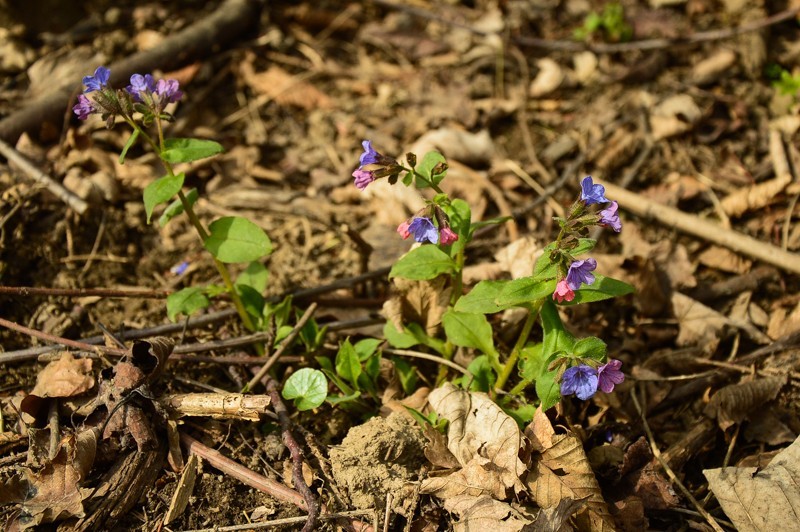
<box><xmin>0</xmin><ymin>0</ymin><xmax>262</xmax><ymax>144</ymax></box>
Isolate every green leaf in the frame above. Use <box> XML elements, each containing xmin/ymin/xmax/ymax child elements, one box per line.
<box><xmin>236</xmin><ymin>262</ymin><xmax>269</xmax><ymax>293</ymax></box>
<box><xmin>161</xmin><ymin>138</ymin><xmax>224</xmax><ymax>164</ymax></box>
<box><xmin>234</xmin><ymin>284</ymin><xmax>264</xmax><ymax>328</ymax></box>
<box><xmin>443</xmin><ymin>198</ymin><xmax>471</xmax><ymax>258</ymax></box>
<box><xmin>336</xmin><ymin>339</ymin><xmax>362</xmax><ymax>390</ymax></box>
<box><xmin>143</xmin><ymin>173</ymin><xmax>185</xmax><ymax>224</ymax></box>
<box><xmin>383</xmin><ymin>321</ymin><xmax>419</xmax><ymax>348</ymax></box>
<box><xmin>573</xmin><ymin>337</ymin><xmax>607</xmax><ymax>361</ymax></box>
<box><xmin>159</xmin><ymin>188</ymin><xmax>198</xmax><ymax>227</ymax></box>
<box><xmin>495</xmin><ymin>277</ymin><xmax>558</xmax><ymax>309</ymax></box>
<box><xmin>282</xmin><ymin>368</ymin><xmax>328</xmax><ymax>411</ymax></box>
<box><xmin>354</xmin><ymin>338</ymin><xmax>382</xmax><ymax>361</ymax></box>
<box><xmin>392</xmin><ymin>357</ymin><xmax>418</xmax><ymax>395</ymax></box>
<box><xmin>535</xmin><ymin>365</ymin><xmax>562</xmax><ymax>411</ymax></box>
<box><xmin>563</xmin><ymin>274</ymin><xmax>635</xmax><ymax>305</ymax></box>
<box><xmin>415</xmin><ymin>151</ymin><xmax>447</xmax><ymax>188</ymax></box>
<box><xmin>541</xmin><ymin>300</ymin><xmax>576</xmax><ymax>356</ymax></box>
<box><xmin>519</xmin><ymin>343</ymin><xmax>562</xmax><ymax>411</ymax></box>
<box><xmin>389</xmin><ymin>246</ymin><xmax>456</xmax><ymax>280</ymax></box>
<box><xmin>442</xmin><ymin>310</ymin><xmax>499</xmax><ymax>364</ymax></box>
<box><xmin>454</xmin><ymin>280</ymin><xmax>510</xmax><ymax>314</ymax></box>
<box><xmin>119</xmin><ymin>129</ymin><xmax>140</xmax><ymax>164</ymax></box>
<box><xmin>204</xmin><ymin>216</ymin><xmax>273</xmax><ymax>263</ymax></box>
<box><xmin>463</xmin><ymin>355</ymin><xmax>495</xmax><ymax>392</ymax></box>
<box><xmin>166</xmin><ymin>286</ymin><xmax>209</xmax><ymax>321</ymax></box>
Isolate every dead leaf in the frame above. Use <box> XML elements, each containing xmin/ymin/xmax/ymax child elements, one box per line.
<box><xmin>767</xmin><ymin>301</ymin><xmax>800</xmax><ymax>340</ymax></box>
<box><xmin>383</xmin><ymin>276</ymin><xmax>452</xmax><ymax>337</ymax></box>
<box><xmin>424</xmin><ymin>383</ymin><xmax>525</xmax><ymax>495</ymax></box>
<box><xmin>530</xmin><ymin>58</ymin><xmax>564</xmax><ymax>97</ymax></box>
<box><xmin>697</xmin><ymin>246</ymin><xmax>752</xmax><ymax>274</ymax></box>
<box><xmin>690</xmin><ymin>49</ymin><xmax>737</xmax><ymax>85</ymax></box>
<box><xmin>672</xmin><ymin>292</ymin><xmax>729</xmax><ymax>352</ymax></box>
<box><xmin>239</xmin><ymin>52</ymin><xmax>331</xmax><ymax>110</ymax></box>
<box><xmin>447</xmin><ymin>495</ymin><xmax>535</xmax><ymax>532</ymax></box>
<box><xmin>649</xmin><ymin>94</ymin><xmax>701</xmax><ymax>140</ymax></box>
<box><xmin>31</xmin><ymin>353</ymin><xmax>94</xmax><ymax>398</ymax></box>
<box><xmin>703</xmin><ymin>376</ymin><xmax>786</xmax><ymax>431</ymax></box>
<box><xmin>704</xmin><ymin>434</ymin><xmax>800</xmax><ymax>532</ymax></box>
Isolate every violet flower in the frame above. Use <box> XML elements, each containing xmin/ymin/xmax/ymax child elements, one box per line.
<box><xmin>598</xmin><ymin>201</ymin><xmax>622</xmax><ymax>232</ymax></box>
<box><xmin>73</xmin><ymin>94</ymin><xmax>94</xmax><ymax>120</ymax></box>
<box><xmin>155</xmin><ymin>78</ymin><xmax>183</xmax><ymax>103</ymax></box>
<box><xmin>566</xmin><ymin>258</ymin><xmax>597</xmax><ymax>291</ymax></box>
<box><xmin>561</xmin><ymin>365</ymin><xmax>599</xmax><ymax>400</ymax></box>
<box><xmin>580</xmin><ymin>176</ymin><xmax>609</xmax><ymax>205</ymax></box>
<box><xmin>597</xmin><ymin>359</ymin><xmax>624</xmax><ymax>393</ymax></box>
<box><xmin>359</xmin><ymin>140</ymin><xmax>381</xmax><ymax>166</ymax></box>
<box><xmin>352</xmin><ymin>168</ymin><xmax>375</xmax><ymax>190</ymax></box>
<box><xmin>408</xmin><ymin>217</ymin><xmax>439</xmax><ymax>244</ymax></box>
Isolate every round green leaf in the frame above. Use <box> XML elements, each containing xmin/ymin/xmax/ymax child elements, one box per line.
<box><xmin>282</xmin><ymin>368</ymin><xmax>328</xmax><ymax>411</ymax></box>
<box><xmin>204</xmin><ymin>217</ymin><xmax>273</xmax><ymax>263</ymax></box>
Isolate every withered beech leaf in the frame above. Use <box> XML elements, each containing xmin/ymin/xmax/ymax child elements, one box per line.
<box><xmin>31</xmin><ymin>352</ymin><xmax>94</xmax><ymax>398</ymax></box>
<box><xmin>525</xmin><ymin>408</ymin><xmax>616</xmax><ymax>531</ymax></box>
<box><xmin>449</xmin><ymin>495</ymin><xmax>535</xmax><ymax>532</ymax></box>
<box><xmin>704</xmin><ymin>375</ymin><xmax>786</xmax><ymax>431</ymax></box>
<box><xmin>129</xmin><ymin>337</ymin><xmax>174</xmax><ymax>383</ymax></box>
<box><xmin>383</xmin><ymin>277</ymin><xmax>452</xmax><ymax>337</ymax></box>
<box><xmin>426</xmin><ymin>383</ymin><xmax>525</xmax><ymax>494</ymax></box>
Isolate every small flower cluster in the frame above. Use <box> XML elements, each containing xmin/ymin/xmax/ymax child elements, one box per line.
<box><xmin>352</xmin><ymin>140</ymin><xmax>403</xmax><ymax>190</ymax></box>
<box><xmin>560</xmin><ymin>358</ymin><xmax>624</xmax><ymax>400</ymax></box>
<box><xmin>397</xmin><ymin>208</ymin><xmax>458</xmax><ymax>246</ymax></box>
<box><xmin>353</xmin><ymin>140</ymin><xmax>458</xmax><ymax>247</ymax></box>
<box><xmin>552</xmin><ymin>176</ymin><xmax>621</xmax><ymax>303</ymax></box>
<box><xmin>73</xmin><ymin>66</ymin><xmax>183</xmax><ymax>126</ymax></box>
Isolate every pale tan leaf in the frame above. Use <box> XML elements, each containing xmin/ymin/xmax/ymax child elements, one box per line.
<box><xmin>690</xmin><ymin>49</ymin><xmax>737</xmax><ymax>85</ymax></box>
<box><xmin>649</xmin><ymin>94</ymin><xmax>701</xmax><ymax>140</ymax></box>
<box><xmin>529</xmin><ymin>58</ymin><xmax>564</xmax><ymax>97</ymax></box>
<box><xmin>704</xmin><ymin>434</ymin><xmax>800</xmax><ymax>532</ymax></box>
<box><xmin>704</xmin><ymin>376</ymin><xmax>786</xmax><ymax>431</ymax></box>
<box><xmin>449</xmin><ymin>495</ymin><xmax>535</xmax><ymax>532</ymax></box>
<box><xmin>697</xmin><ymin>246</ymin><xmax>752</xmax><ymax>274</ymax></box>
<box><xmin>383</xmin><ymin>276</ymin><xmax>452</xmax><ymax>337</ymax></box>
<box><xmin>671</xmin><ymin>292</ymin><xmax>729</xmax><ymax>352</ymax></box>
<box><xmin>421</xmin><ymin>460</ymin><xmax>508</xmax><ymax>500</ymax></box>
<box><xmin>31</xmin><ymin>353</ymin><xmax>94</xmax><ymax>398</ymax></box>
<box><xmin>428</xmin><ymin>383</ymin><xmax>525</xmax><ymax>493</ymax></box>
<box><xmin>239</xmin><ymin>54</ymin><xmax>331</xmax><ymax>110</ymax></box>
<box><xmin>767</xmin><ymin>301</ymin><xmax>800</xmax><ymax>340</ymax></box>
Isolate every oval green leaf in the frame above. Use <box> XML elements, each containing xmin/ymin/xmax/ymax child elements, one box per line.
<box><xmin>161</xmin><ymin>138</ymin><xmax>224</xmax><ymax>164</ymax></box>
<box><xmin>166</xmin><ymin>286</ymin><xmax>209</xmax><ymax>321</ymax></box>
<box><xmin>143</xmin><ymin>173</ymin><xmax>185</xmax><ymax>224</ymax></box>
<box><xmin>159</xmin><ymin>187</ymin><xmax>198</xmax><ymax>227</ymax></box>
<box><xmin>389</xmin><ymin>245</ymin><xmax>456</xmax><ymax>280</ymax></box>
<box><xmin>204</xmin><ymin>217</ymin><xmax>273</xmax><ymax>263</ymax></box>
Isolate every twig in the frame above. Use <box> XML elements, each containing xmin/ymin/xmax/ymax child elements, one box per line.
<box><xmin>0</xmin><ymin>0</ymin><xmax>263</xmax><ymax>144</ymax></box>
<box><xmin>0</xmin><ymin>285</ymin><xmax>170</xmax><ymax>298</ymax></box>
<box><xmin>0</xmin><ymin>137</ymin><xmax>88</xmax><ymax>214</ymax></box>
<box><xmin>174</xmin><ymin>510</ymin><xmax>375</xmax><ymax>532</ymax></box>
<box><xmin>631</xmin><ymin>388</ymin><xmax>725</xmax><ymax>532</ymax></box>
<box><xmin>265</xmin><ymin>378</ymin><xmax>320</xmax><ymax>532</ymax></box>
<box><xmin>244</xmin><ymin>303</ymin><xmax>318</xmax><ymax>392</ymax></box>
<box><xmin>0</xmin><ymin>316</ymin><xmax>125</xmax><ymax>356</ymax></box>
<box><xmin>597</xmin><ymin>179</ymin><xmax>800</xmax><ymax>275</ymax></box>
<box><xmin>179</xmin><ymin>431</ymin><xmax>308</xmax><ymax>509</ymax></box>
<box><xmin>383</xmin><ymin>348</ymin><xmax>472</xmax><ymax>376</ymax></box>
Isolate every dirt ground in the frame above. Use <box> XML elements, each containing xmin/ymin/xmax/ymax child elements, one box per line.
<box><xmin>2</xmin><ymin>0</ymin><xmax>800</xmax><ymax>530</ymax></box>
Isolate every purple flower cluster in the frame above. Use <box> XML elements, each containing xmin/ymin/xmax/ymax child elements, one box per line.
<box><xmin>73</xmin><ymin>66</ymin><xmax>183</xmax><ymax>122</ymax></box>
<box><xmin>397</xmin><ymin>217</ymin><xmax>458</xmax><ymax>246</ymax></box>
<box><xmin>351</xmin><ymin>140</ymin><xmax>398</xmax><ymax>191</ymax></box>
<box><xmin>552</xmin><ymin>176</ymin><xmax>622</xmax><ymax>303</ymax></box>
<box><xmin>561</xmin><ymin>359</ymin><xmax>625</xmax><ymax>400</ymax></box>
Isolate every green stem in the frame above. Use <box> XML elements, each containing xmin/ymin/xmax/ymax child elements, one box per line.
<box><xmin>494</xmin><ymin>299</ymin><xmax>543</xmax><ymax>392</ymax></box>
<box><xmin>405</xmin><ymin>167</ymin><xmax>445</xmax><ymax>194</ymax></box>
<box><xmin>451</xmin><ymin>247</ymin><xmax>464</xmax><ymax>305</ymax></box>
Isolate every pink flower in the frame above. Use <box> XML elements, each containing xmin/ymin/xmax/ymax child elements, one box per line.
<box><xmin>553</xmin><ymin>279</ymin><xmax>575</xmax><ymax>303</ymax></box>
<box><xmin>597</xmin><ymin>359</ymin><xmax>625</xmax><ymax>393</ymax></box>
<box><xmin>397</xmin><ymin>221</ymin><xmax>411</xmax><ymax>239</ymax></box>
<box><xmin>352</xmin><ymin>168</ymin><xmax>375</xmax><ymax>190</ymax></box>
<box><xmin>439</xmin><ymin>227</ymin><xmax>458</xmax><ymax>245</ymax></box>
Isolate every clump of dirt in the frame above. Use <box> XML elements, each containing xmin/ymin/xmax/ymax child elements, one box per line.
<box><xmin>329</xmin><ymin>413</ymin><xmax>427</xmax><ymax>516</ymax></box>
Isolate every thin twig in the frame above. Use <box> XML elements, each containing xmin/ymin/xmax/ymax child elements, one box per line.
<box><xmin>0</xmin><ymin>316</ymin><xmax>125</xmax><ymax>356</ymax></box>
<box><xmin>174</xmin><ymin>510</ymin><xmax>375</xmax><ymax>532</ymax></box>
<box><xmin>631</xmin><ymin>387</ymin><xmax>725</xmax><ymax>532</ymax></box>
<box><xmin>0</xmin><ymin>137</ymin><xmax>88</xmax><ymax>214</ymax></box>
<box><xmin>0</xmin><ymin>285</ymin><xmax>171</xmax><ymax>298</ymax></box>
<box><xmin>266</xmin><ymin>378</ymin><xmax>320</xmax><ymax>532</ymax></box>
<box><xmin>383</xmin><ymin>348</ymin><xmax>471</xmax><ymax>376</ymax></box>
<box><xmin>244</xmin><ymin>303</ymin><xmax>319</xmax><ymax>392</ymax></box>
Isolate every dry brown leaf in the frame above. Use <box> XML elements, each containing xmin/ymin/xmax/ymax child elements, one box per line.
<box><xmin>524</xmin><ymin>408</ymin><xmax>615</xmax><ymax>530</ymax></box>
<box><xmin>422</xmin><ymin>460</ymin><xmax>509</xmax><ymax>500</ymax></box>
<box><xmin>649</xmin><ymin>94</ymin><xmax>701</xmax><ymax>140</ymax></box>
<box><xmin>690</xmin><ymin>49</ymin><xmax>737</xmax><ymax>85</ymax></box>
<box><xmin>239</xmin><ymin>52</ymin><xmax>331</xmax><ymax>111</ymax></box>
<box><xmin>767</xmin><ymin>301</ymin><xmax>800</xmax><ymax>340</ymax></box>
<box><xmin>697</xmin><ymin>246</ymin><xmax>752</xmax><ymax>274</ymax></box>
<box><xmin>383</xmin><ymin>276</ymin><xmax>451</xmax><ymax>337</ymax></box>
<box><xmin>704</xmin><ymin>376</ymin><xmax>786</xmax><ymax>431</ymax></box>
<box><xmin>530</xmin><ymin>58</ymin><xmax>564</xmax><ymax>97</ymax></box>
<box><xmin>424</xmin><ymin>383</ymin><xmax>525</xmax><ymax>494</ymax></box>
<box><xmin>448</xmin><ymin>495</ymin><xmax>535</xmax><ymax>532</ymax></box>
<box><xmin>743</xmin><ymin>411</ymin><xmax>797</xmax><ymax>445</ymax></box>
<box><xmin>31</xmin><ymin>353</ymin><xmax>94</xmax><ymax>398</ymax></box>
<box><xmin>672</xmin><ymin>292</ymin><xmax>729</xmax><ymax>352</ymax></box>
<box><xmin>704</xmin><ymin>434</ymin><xmax>800</xmax><ymax>532</ymax></box>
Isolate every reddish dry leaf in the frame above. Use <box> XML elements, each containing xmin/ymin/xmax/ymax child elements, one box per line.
<box><xmin>239</xmin><ymin>52</ymin><xmax>331</xmax><ymax>111</ymax></box>
<box><xmin>31</xmin><ymin>353</ymin><xmax>94</xmax><ymax>398</ymax></box>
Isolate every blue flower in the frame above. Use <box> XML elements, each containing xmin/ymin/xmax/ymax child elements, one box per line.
<box><xmin>408</xmin><ymin>217</ymin><xmax>439</xmax><ymax>244</ymax></box>
<box><xmin>126</xmin><ymin>73</ymin><xmax>156</xmax><ymax>101</ymax></box>
<box><xmin>598</xmin><ymin>201</ymin><xmax>622</xmax><ymax>232</ymax></box>
<box><xmin>155</xmin><ymin>79</ymin><xmax>183</xmax><ymax>103</ymax></box>
<box><xmin>580</xmin><ymin>176</ymin><xmax>609</xmax><ymax>205</ymax></box>
<box><xmin>359</xmin><ymin>140</ymin><xmax>381</xmax><ymax>166</ymax></box>
<box><xmin>565</xmin><ymin>258</ymin><xmax>597</xmax><ymax>290</ymax></box>
<box><xmin>82</xmin><ymin>66</ymin><xmax>110</xmax><ymax>93</ymax></box>
<box><xmin>561</xmin><ymin>365</ymin><xmax>599</xmax><ymax>400</ymax></box>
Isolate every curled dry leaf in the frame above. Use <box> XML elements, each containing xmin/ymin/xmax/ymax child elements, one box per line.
<box><xmin>423</xmin><ymin>383</ymin><xmax>526</xmax><ymax>497</ymax></box>
<box><xmin>448</xmin><ymin>495</ymin><xmax>535</xmax><ymax>532</ymax></box>
<box><xmin>529</xmin><ymin>58</ymin><xmax>564</xmax><ymax>97</ymax></box>
<box><xmin>649</xmin><ymin>94</ymin><xmax>701</xmax><ymax>140</ymax></box>
<box><xmin>383</xmin><ymin>276</ymin><xmax>452</xmax><ymax>337</ymax></box>
<box><xmin>704</xmin><ymin>376</ymin><xmax>787</xmax><ymax>431</ymax></box>
<box><xmin>30</xmin><ymin>352</ymin><xmax>94</xmax><ymax>398</ymax></box>
<box><xmin>524</xmin><ymin>408</ymin><xmax>616</xmax><ymax>530</ymax></box>
<box><xmin>704</xmin><ymin>434</ymin><xmax>800</xmax><ymax>532</ymax></box>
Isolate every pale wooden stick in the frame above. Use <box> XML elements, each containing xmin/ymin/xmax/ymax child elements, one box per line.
<box><xmin>598</xmin><ymin>179</ymin><xmax>800</xmax><ymax>275</ymax></box>
<box><xmin>0</xmin><ymin>137</ymin><xmax>88</xmax><ymax>214</ymax></box>
<box><xmin>159</xmin><ymin>393</ymin><xmax>273</xmax><ymax>421</ymax></box>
